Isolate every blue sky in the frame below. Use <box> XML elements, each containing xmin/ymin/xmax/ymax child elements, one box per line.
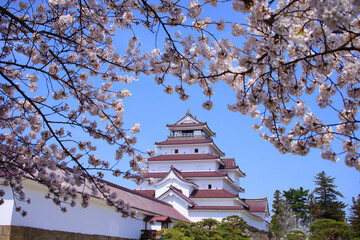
<box><xmin>100</xmin><ymin>1</ymin><xmax>360</xmax><ymax>215</ymax></box>
<box><xmin>105</xmin><ymin>72</ymin><xmax>360</xmax><ymax>216</ymax></box>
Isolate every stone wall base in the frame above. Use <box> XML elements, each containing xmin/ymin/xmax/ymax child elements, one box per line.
<box><xmin>0</xmin><ymin>225</ymin><xmax>136</xmax><ymax>240</ymax></box>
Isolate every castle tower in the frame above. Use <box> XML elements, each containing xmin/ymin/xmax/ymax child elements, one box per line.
<box><xmin>135</xmin><ymin>111</ymin><xmax>270</xmax><ymax>231</ymax></box>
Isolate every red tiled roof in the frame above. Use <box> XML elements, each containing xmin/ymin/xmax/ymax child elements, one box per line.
<box><xmin>99</xmin><ymin>181</ymin><xmax>191</xmax><ymax>222</ymax></box>
<box><xmin>220</xmin><ymin>159</ymin><xmax>237</xmax><ymax>169</ymax></box>
<box><xmin>189</xmin><ymin>189</ymin><xmax>238</xmax><ymax>198</ymax></box>
<box><xmin>144</xmin><ymin>216</ymin><xmax>172</xmax><ymax>222</ymax></box>
<box><xmin>219</xmin><ymin>158</ymin><xmax>246</xmax><ymax>176</ymax></box>
<box><xmin>133</xmin><ymin>190</ymin><xmax>156</xmax><ymax>198</ymax></box>
<box><xmin>244</xmin><ymin>198</ymin><xmax>269</xmax><ymax>213</ymax></box>
<box><xmin>166</xmin><ymin>122</ymin><xmax>207</xmax><ymax>128</ymax></box>
<box><xmin>143</xmin><ymin>170</ymin><xmax>227</xmax><ymax>179</ymax></box>
<box><xmin>170</xmin><ymin>167</ymin><xmax>198</xmax><ymax>186</ymax></box>
<box><xmin>155</xmin><ymin>138</ymin><xmax>213</xmax><ymax>145</ymax></box>
<box><xmin>148</xmin><ymin>154</ymin><xmax>220</xmax><ymax>161</ymax></box>
<box><xmin>159</xmin><ymin>185</ymin><xmax>198</xmax><ymax>206</ymax></box>
<box><xmin>167</xmin><ymin>113</ymin><xmax>216</xmax><ymax>136</ymax></box>
<box><xmin>181</xmin><ymin>171</ymin><xmax>227</xmax><ymax>178</ymax></box>
<box><xmin>190</xmin><ymin>205</ymin><xmax>244</xmax><ymax>210</ymax></box>
<box><xmin>143</xmin><ymin>172</ymin><xmax>167</xmax><ymax>178</ymax></box>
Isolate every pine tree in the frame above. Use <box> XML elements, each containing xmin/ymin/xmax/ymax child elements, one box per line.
<box><xmin>349</xmin><ymin>194</ymin><xmax>360</xmax><ymax>238</ymax></box>
<box><xmin>309</xmin><ymin>171</ymin><xmax>346</xmax><ymax>222</ymax></box>
<box><xmin>309</xmin><ymin>219</ymin><xmax>350</xmax><ymax>240</ymax></box>
<box><xmin>272</xmin><ymin>190</ymin><xmax>284</xmax><ymax>215</ymax></box>
<box><xmin>270</xmin><ymin>190</ymin><xmax>297</xmax><ymax>239</ymax></box>
<box><xmin>283</xmin><ymin>187</ymin><xmax>309</xmax><ymax>225</ymax></box>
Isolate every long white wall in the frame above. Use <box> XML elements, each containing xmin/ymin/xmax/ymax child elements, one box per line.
<box><xmin>0</xmin><ymin>198</ymin><xmax>14</xmax><ymax>225</ymax></box>
<box><xmin>1</xmin><ymin>180</ymin><xmax>145</xmax><ymax>239</ymax></box>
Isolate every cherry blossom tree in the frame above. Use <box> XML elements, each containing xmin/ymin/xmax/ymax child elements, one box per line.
<box><xmin>1</xmin><ymin>0</ymin><xmax>360</xmax><ymax>216</ymax></box>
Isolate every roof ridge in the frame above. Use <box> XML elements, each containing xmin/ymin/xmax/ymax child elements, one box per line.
<box><xmin>103</xmin><ymin>180</ymin><xmax>175</xmax><ymax>207</ymax></box>
<box><xmin>159</xmin><ymin>185</ymin><xmax>198</xmax><ymax>206</ymax></box>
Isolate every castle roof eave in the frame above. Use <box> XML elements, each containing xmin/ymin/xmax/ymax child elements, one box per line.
<box><xmin>147</xmin><ymin>153</ymin><xmax>221</xmax><ymax>162</ymax></box>
<box><xmin>151</xmin><ymin>167</ymin><xmax>199</xmax><ymax>188</ymax></box>
<box><xmin>166</xmin><ymin>111</ymin><xmax>216</xmax><ymax>137</ymax></box>
<box><xmin>166</xmin><ymin>123</ymin><xmax>216</xmax><ymax>137</ymax></box>
<box><xmin>154</xmin><ymin>141</ymin><xmax>225</xmax><ymax>157</ymax></box>
<box><xmin>158</xmin><ymin>185</ymin><xmax>198</xmax><ymax>207</ymax></box>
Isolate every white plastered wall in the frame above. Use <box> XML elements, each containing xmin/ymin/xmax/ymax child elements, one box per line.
<box><xmin>148</xmin><ymin>160</ymin><xmax>218</xmax><ymax>172</ymax></box>
<box><xmin>1</xmin><ymin>180</ymin><xmax>145</xmax><ymax>239</ymax></box>
<box><xmin>191</xmin><ymin>198</ymin><xmax>238</xmax><ymax>206</ymax></box>
<box><xmin>1</xmin><ymin>182</ymin><xmax>15</xmax><ymax>225</ymax></box>
<box><xmin>159</xmin><ymin>195</ymin><xmax>190</xmax><ymax>218</ymax></box>
<box><xmin>153</xmin><ymin>173</ymin><xmax>195</xmax><ymax>198</ymax></box>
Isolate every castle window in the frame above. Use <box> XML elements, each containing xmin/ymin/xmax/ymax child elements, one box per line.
<box><xmin>195</xmin><ymin>148</ymin><xmax>198</xmax><ymax>153</ymax></box>
<box><xmin>208</xmin><ymin>184</ymin><xmax>212</xmax><ymax>189</ymax></box>
<box><xmin>174</xmin><ymin>149</ymin><xmax>179</xmax><ymax>154</ymax></box>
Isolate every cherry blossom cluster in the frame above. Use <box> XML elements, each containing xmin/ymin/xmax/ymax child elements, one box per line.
<box><xmin>0</xmin><ymin>0</ymin><xmax>158</xmax><ymax>216</ymax></box>
<box><xmin>1</xmin><ymin>0</ymin><xmax>360</xmax><ymax>217</ymax></box>
<box><xmin>139</xmin><ymin>0</ymin><xmax>360</xmax><ymax>171</ymax></box>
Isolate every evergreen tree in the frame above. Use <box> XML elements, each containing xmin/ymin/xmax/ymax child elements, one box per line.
<box><xmin>270</xmin><ymin>190</ymin><xmax>285</xmax><ymax>239</ymax></box>
<box><xmin>349</xmin><ymin>194</ymin><xmax>360</xmax><ymax>238</ymax></box>
<box><xmin>308</xmin><ymin>171</ymin><xmax>346</xmax><ymax>222</ymax></box>
<box><xmin>283</xmin><ymin>187</ymin><xmax>309</xmax><ymax>225</ymax></box>
<box><xmin>160</xmin><ymin>217</ymin><xmax>250</xmax><ymax>240</ymax></box>
<box><xmin>285</xmin><ymin>230</ymin><xmax>306</xmax><ymax>240</ymax></box>
<box><xmin>270</xmin><ymin>190</ymin><xmax>297</xmax><ymax>239</ymax></box>
<box><xmin>309</xmin><ymin>219</ymin><xmax>350</xmax><ymax>240</ymax></box>
<box><xmin>272</xmin><ymin>190</ymin><xmax>285</xmax><ymax>215</ymax></box>
<box><xmin>217</xmin><ymin>215</ymin><xmax>249</xmax><ymax>240</ymax></box>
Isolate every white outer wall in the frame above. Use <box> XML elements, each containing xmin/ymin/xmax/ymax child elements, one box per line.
<box><xmin>159</xmin><ymin>145</ymin><xmax>209</xmax><ymax>155</ymax></box>
<box><xmin>190</xmin><ymin>178</ymin><xmax>238</xmax><ymax>195</ymax></box>
<box><xmin>148</xmin><ymin>222</ymin><xmax>162</xmax><ymax>231</ymax></box>
<box><xmin>188</xmin><ymin>210</ymin><xmax>268</xmax><ymax>231</ymax></box>
<box><xmin>0</xmin><ymin>184</ymin><xmax>14</xmax><ymax>225</ymax></box>
<box><xmin>159</xmin><ymin>195</ymin><xmax>189</xmax><ymax>218</ymax></box>
<box><xmin>1</xmin><ymin>181</ymin><xmax>144</xmax><ymax>239</ymax></box>
<box><xmin>191</xmin><ymin>198</ymin><xmax>237</xmax><ymax>206</ymax></box>
<box><xmin>154</xmin><ymin>176</ymin><xmax>194</xmax><ymax>198</ymax></box>
<box><xmin>148</xmin><ymin>160</ymin><xmax>218</xmax><ymax>172</ymax></box>
<box><xmin>224</xmin><ymin>171</ymin><xmax>240</xmax><ymax>185</ymax></box>
<box><xmin>158</xmin><ymin>144</ymin><xmax>221</xmax><ymax>156</ymax></box>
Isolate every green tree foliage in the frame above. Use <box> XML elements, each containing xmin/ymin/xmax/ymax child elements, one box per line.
<box><xmin>197</xmin><ymin>218</ymin><xmax>219</xmax><ymax>230</ymax></box>
<box><xmin>309</xmin><ymin>219</ymin><xmax>350</xmax><ymax>240</ymax></box>
<box><xmin>270</xmin><ymin>190</ymin><xmax>285</xmax><ymax>239</ymax></box>
<box><xmin>161</xmin><ymin>216</ymin><xmax>249</xmax><ymax>240</ymax></box>
<box><xmin>308</xmin><ymin>171</ymin><xmax>346</xmax><ymax>222</ymax></box>
<box><xmin>285</xmin><ymin>230</ymin><xmax>306</xmax><ymax>240</ymax></box>
<box><xmin>161</xmin><ymin>221</ymin><xmax>205</xmax><ymax>240</ymax></box>
<box><xmin>270</xmin><ymin>214</ymin><xmax>283</xmax><ymax>239</ymax></box>
<box><xmin>217</xmin><ymin>215</ymin><xmax>249</xmax><ymax>240</ymax></box>
<box><xmin>349</xmin><ymin>194</ymin><xmax>360</xmax><ymax>238</ymax></box>
<box><xmin>283</xmin><ymin>187</ymin><xmax>309</xmax><ymax>225</ymax></box>
<box><xmin>270</xmin><ymin>190</ymin><xmax>297</xmax><ymax>239</ymax></box>
<box><xmin>272</xmin><ymin>190</ymin><xmax>284</xmax><ymax>215</ymax></box>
